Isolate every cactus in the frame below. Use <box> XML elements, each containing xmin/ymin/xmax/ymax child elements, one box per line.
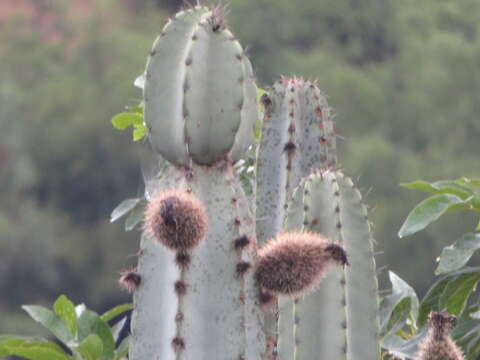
<box><xmin>129</xmin><ymin>6</ymin><xmax>264</xmax><ymax>360</ymax></box>
<box><xmin>282</xmin><ymin>171</ymin><xmax>380</xmax><ymax>360</ymax></box>
<box><xmin>122</xmin><ymin>5</ymin><xmax>380</xmax><ymax>360</ymax></box>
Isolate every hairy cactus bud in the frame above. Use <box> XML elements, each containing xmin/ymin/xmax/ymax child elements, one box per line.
<box><xmin>255</xmin><ymin>231</ymin><xmax>347</xmax><ymax>296</ymax></box>
<box><xmin>415</xmin><ymin>311</ymin><xmax>464</xmax><ymax>360</ymax></box>
<box><xmin>144</xmin><ymin>189</ymin><xmax>208</xmax><ymax>250</ymax></box>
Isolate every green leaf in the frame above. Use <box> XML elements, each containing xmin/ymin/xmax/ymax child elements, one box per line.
<box><xmin>0</xmin><ymin>338</ymin><xmax>53</xmax><ymax>357</ymax></box>
<box><xmin>451</xmin><ymin>306</ymin><xmax>480</xmax><ymax>360</ymax></box>
<box><xmin>398</xmin><ymin>194</ymin><xmax>464</xmax><ymax>238</ymax></box>
<box><xmin>110</xmin><ymin>198</ymin><xmax>141</xmax><ymax>223</ymax></box>
<box><xmin>100</xmin><ymin>304</ymin><xmax>132</xmax><ymax>323</ymax></box>
<box><xmin>401</xmin><ymin>180</ymin><xmax>473</xmax><ymax>199</ymax></box>
<box><xmin>435</xmin><ymin>233</ymin><xmax>480</xmax><ymax>275</ymax></box>
<box><xmin>457</xmin><ymin>177</ymin><xmax>480</xmax><ymax>188</ymax></box>
<box><xmin>22</xmin><ymin>305</ymin><xmax>74</xmax><ymax>345</ymax></box>
<box><xmin>77</xmin><ymin>310</ymin><xmax>115</xmax><ymax>359</ymax></box>
<box><xmin>380</xmin><ymin>272</ymin><xmax>419</xmax><ymax>337</ymax></box>
<box><xmin>132</xmin><ymin>125</ymin><xmax>147</xmax><ymax>141</ymax></box>
<box><xmin>53</xmin><ymin>295</ymin><xmax>77</xmax><ymax>338</ymax></box>
<box><xmin>2</xmin><ymin>341</ymin><xmax>71</xmax><ymax>360</ymax></box>
<box><xmin>73</xmin><ymin>334</ymin><xmax>103</xmax><ymax>360</ymax></box>
<box><xmin>438</xmin><ymin>271</ymin><xmax>480</xmax><ymax>315</ymax></box>
<box><xmin>431</xmin><ymin>180</ymin><xmax>473</xmax><ymax>199</ymax></box>
<box><xmin>418</xmin><ymin>267</ymin><xmax>480</xmax><ymax>325</ymax></box>
<box><xmin>418</xmin><ymin>276</ymin><xmax>451</xmax><ymax>326</ymax></box>
<box><xmin>400</xmin><ymin>180</ymin><xmax>437</xmax><ymax>192</ymax></box>
<box><xmin>111</xmin><ymin>113</ymin><xmax>143</xmax><ymax>131</ymax></box>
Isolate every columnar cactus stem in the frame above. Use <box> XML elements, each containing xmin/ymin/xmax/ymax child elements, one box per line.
<box><xmin>255</xmin><ymin>79</ymin><xmax>336</xmax><ymax>357</ymax></box>
<box><xmin>279</xmin><ymin>170</ymin><xmax>380</xmax><ymax>360</ymax></box>
<box><xmin>256</xmin><ymin>78</ymin><xmax>336</xmax><ymax>247</ymax></box>
<box><xmin>293</xmin><ymin>171</ymin><xmax>348</xmax><ymax>360</ymax></box>
<box><xmin>144</xmin><ymin>6</ymin><xmax>257</xmax><ymax>166</ymax></box>
<box><xmin>130</xmin><ymin>165</ymin><xmax>265</xmax><ymax>360</ymax></box>
<box><xmin>130</xmin><ymin>6</ymin><xmax>264</xmax><ymax>360</ymax></box>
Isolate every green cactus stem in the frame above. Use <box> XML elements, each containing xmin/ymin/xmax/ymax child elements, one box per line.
<box><xmin>255</xmin><ymin>78</ymin><xmax>337</xmax><ymax>357</ymax></box>
<box><xmin>256</xmin><ymin>77</ymin><xmax>336</xmax><ymax>246</ymax></box>
<box><xmin>130</xmin><ymin>164</ymin><xmax>264</xmax><ymax>360</ymax></box>
<box><xmin>144</xmin><ymin>6</ymin><xmax>258</xmax><ymax>166</ymax></box>
<box><xmin>278</xmin><ymin>170</ymin><xmax>380</xmax><ymax>360</ymax></box>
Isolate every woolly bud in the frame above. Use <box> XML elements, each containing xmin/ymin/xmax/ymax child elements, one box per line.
<box><xmin>255</xmin><ymin>231</ymin><xmax>347</xmax><ymax>296</ymax></box>
<box><xmin>144</xmin><ymin>190</ymin><xmax>208</xmax><ymax>250</ymax></box>
<box><xmin>415</xmin><ymin>311</ymin><xmax>464</xmax><ymax>360</ymax></box>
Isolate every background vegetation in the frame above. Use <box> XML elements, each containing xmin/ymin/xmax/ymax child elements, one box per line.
<box><xmin>1</xmin><ymin>0</ymin><xmax>479</xmax><ymax>336</ymax></box>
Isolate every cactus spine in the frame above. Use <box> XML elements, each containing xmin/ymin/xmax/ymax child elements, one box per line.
<box><xmin>123</xmin><ymin>6</ymin><xmax>381</xmax><ymax>360</ymax></box>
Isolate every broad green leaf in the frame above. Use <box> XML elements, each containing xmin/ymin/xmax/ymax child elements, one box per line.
<box><xmin>73</xmin><ymin>334</ymin><xmax>103</xmax><ymax>360</ymax></box>
<box><xmin>400</xmin><ymin>180</ymin><xmax>437</xmax><ymax>193</ymax></box>
<box><xmin>398</xmin><ymin>194</ymin><xmax>464</xmax><ymax>238</ymax></box>
<box><xmin>436</xmin><ymin>233</ymin><xmax>480</xmax><ymax>275</ymax></box>
<box><xmin>418</xmin><ymin>267</ymin><xmax>480</xmax><ymax>325</ymax></box>
<box><xmin>110</xmin><ymin>198</ymin><xmax>141</xmax><ymax>223</ymax></box>
<box><xmin>22</xmin><ymin>305</ymin><xmax>74</xmax><ymax>345</ymax></box>
<box><xmin>457</xmin><ymin>177</ymin><xmax>480</xmax><ymax>188</ymax></box>
<box><xmin>418</xmin><ymin>276</ymin><xmax>451</xmax><ymax>326</ymax></box>
<box><xmin>431</xmin><ymin>180</ymin><xmax>473</xmax><ymax>199</ymax></box>
<box><xmin>77</xmin><ymin>310</ymin><xmax>114</xmax><ymax>359</ymax></box>
<box><xmin>111</xmin><ymin>113</ymin><xmax>143</xmax><ymax>130</ymax></box>
<box><xmin>452</xmin><ymin>306</ymin><xmax>480</xmax><ymax>360</ymax></box>
<box><xmin>401</xmin><ymin>180</ymin><xmax>473</xmax><ymax>199</ymax></box>
<box><xmin>380</xmin><ymin>271</ymin><xmax>420</xmax><ymax>336</ymax></box>
<box><xmin>0</xmin><ymin>338</ymin><xmax>52</xmax><ymax>357</ymax></box>
<box><xmin>438</xmin><ymin>271</ymin><xmax>480</xmax><ymax>315</ymax></box>
<box><xmin>100</xmin><ymin>304</ymin><xmax>132</xmax><ymax>323</ymax></box>
<box><xmin>132</xmin><ymin>125</ymin><xmax>147</xmax><ymax>141</ymax></box>
<box><xmin>2</xmin><ymin>341</ymin><xmax>71</xmax><ymax>360</ymax></box>
<box><xmin>54</xmin><ymin>295</ymin><xmax>77</xmax><ymax>338</ymax></box>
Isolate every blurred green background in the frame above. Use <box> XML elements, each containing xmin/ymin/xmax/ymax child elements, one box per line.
<box><xmin>1</xmin><ymin>0</ymin><xmax>479</xmax><ymax>335</ymax></box>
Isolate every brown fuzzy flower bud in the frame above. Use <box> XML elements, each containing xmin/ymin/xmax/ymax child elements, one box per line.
<box><xmin>255</xmin><ymin>231</ymin><xmax>347</xmax><ymax>296</ymax></box>
<box><xmin>415</xmin><ymin>311</ymin><xmax>464</xmax><ymax>360</ymax></box>
<box><xmin>144</xmin><ymin>190</ymin><xmax>208</xmax><ymax>250</ymax></box>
